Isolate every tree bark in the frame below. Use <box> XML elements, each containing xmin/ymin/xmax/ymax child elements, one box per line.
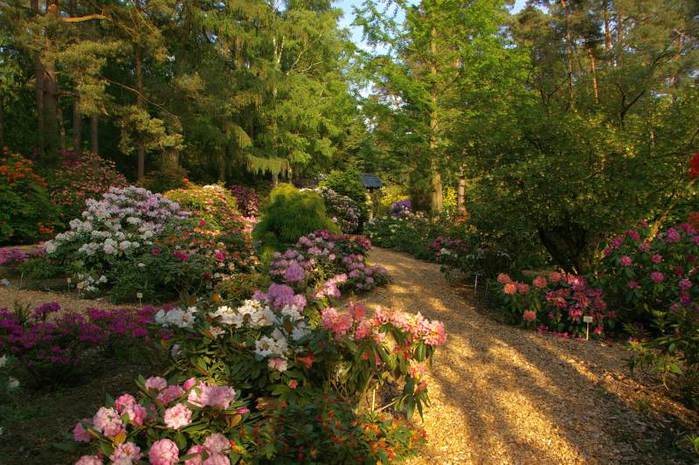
<box><xmin>603</xmin><ymin>0</ymin><xmax>612</xmax><ymax>52</ymax></box>
<box><xmin>429</xmin><ymin>24</ymin><xmax>443</xmax><ymax>214</ymax></box>
<box><xmin>31</xmin><ymin>0</ymin><xmax>45</xmax><ymax>158</ymax></box>
<box><xmin>72</xmin><ymin>96</ymin><xmax>81</xmax><ymax>150</ymax></box>
<box><xmin>457</xmin><ymin>165</ymin><xmax>466</xmax><ymax>214</ymax></box>
<box><xmin>90</xmin><ymin>115</ymin><xmax>99</xmax><ymax>153</ymax></box>
<box><xmin>587</xmin><ymin>46</ymin><xmax>599</xmax><ymax>104</ymax></box>
<box><xmin>135</xmin><ymin>45</ymin><xmax>145</xmax><ymax>181</ymax></box>
<box><xmin>0</xmin><ymin>100</ymin><xmax>4</xmax><ymax>148</ymax></box>
<box><xmin>43</xmin><ymin>0</ymin><xmax>61</xmax><ymax>163</ymax></box>
<box><xmin>561</xmin><ymin>0</ymin><xmax>575</xmax><ymax>110</ymax></box>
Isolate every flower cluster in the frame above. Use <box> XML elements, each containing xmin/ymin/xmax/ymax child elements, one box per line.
<box><xmin>72</xmin><ymin>376</ymin><xmax>251</xmax><ymax>465</ymax></box>
<box><xmin>316</xmin><ymin>187</ymin><xmax>362</xmax><ymax>233</ymax></box>
<box><xmin>270</xmin><ymin>230</ymin><xmax>388</xmax><ymax>299</ymax></box>
<box><xmin>497</xmin><ymin>271</ymin><xmax>613</xmax><ymax>337</ymax></box>
<box><xmin>0</xmin><ymin>302</ymin><xmax>160</xmax><ymax>384</ymax></box>
<box><xmin>388</xmin><ymin>199</ymin><xmax>412</xmax><ymax>218</ymax></box>
<box><xmin>228</xmin><ymin>184</ymin><xmax>260</xmax><ymax>217</ymax></box>
<box><xmin>0</xmin><ymin>245</ymin><xmax>44</xmax><ymax>266</ymax></box>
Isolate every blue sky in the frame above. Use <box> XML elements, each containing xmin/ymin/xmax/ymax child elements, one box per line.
<box><xmin>334</xmin><ymin>0</ymin><xmax>528</xmax><ymax>48</ymax></box>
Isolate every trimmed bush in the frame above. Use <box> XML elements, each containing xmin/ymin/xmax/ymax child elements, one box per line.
<box><xmin>254</xmin><ymin>184</ymin><xmax>339</xmax><ymax>251</ymax></box>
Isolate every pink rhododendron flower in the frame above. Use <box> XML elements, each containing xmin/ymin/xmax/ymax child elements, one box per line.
<box><xmin>203</xmin><ymin>433</ymin><xmax>230</xmax><ymax>454</ymax></box>
<box><xmin>72</xmin><ymin>419</ymin><xmax>92</xmax><ymax>442</ymax></box>
<box><xmin>297</xmin><ymin>352</ymin><xmax>314</xmax><ymax>368</ymax></box>
<box><xmin>354</xmin><ymin>318</ymin><xmax>375</xmax><ymax>340</ymax></box>
<box><xmin>627</xmin><ymin>280</ymin><xmax>640</xmax><ymax>289</ymax></box>
<box><xmin>348</xmin><ymin>302</ymin><xmax>366</xmax><ymax>321</ymax></box>
<box><xmin>149</xmin><ymin>439</ymin><xmax>180</xmax><ymax>465</ymax></box>
<box><xmin>288</xmin><ymin>379</ymin><xmax>299</xmax><ymax>389</ymax></box>
<box><xmin>157</xmin><ymin>385</ymin><xmax>185</xmax><ymax>404</ymax></box>
<box><xmin>422</xmin><ymin>320</ymin><xmax>447</xmax><ymax>346</ymax></box>
<box><xmin>522</xmin><ymin>310</ymin><xmax>537</xmax><ymax>322</ymax></box>
<box><xmin>204</xmin><ymin>454</ymin><xmax>231</xmax><ymax>465</ymax></box>
<box><xmin>164</xmin><ymin>403</ymin><xmax>193</xmax><ymax>430</ymax></box>
<box><xmin>321</xmin><ymin>307</ymin><xmax>353</xmax><ymax>337</ymax></box>
<box><xmin>184</xmin><ymin>445</ymin><xmax>206</xmax><ymax>465</ymax></box>
<box><xmin>503</xmin><ymin>283</ymin><xmax>517</xmax><ymax>295</ymax></box>
<box><xmin>268</xmin><ymin>357</ymin><xmax>288</xmax><ymax>372</ymax></box>
<box><xmin>145</xmin><ymin>376</ymin><xmax>168</xmax><ymax>391</ymax></box>
<box><xmin>182</xmin><ymin>377</ymin><xmax>197</xmax><ymax>390</ymax></box>
<box><xmin>92</xmin><ymin>407</ymin><xmax>124</xmax><ymax>438</ymax></box>
<box><xmin>115</xmin><ymin>393</ymin><xmax>146</xmax><ymax>426</ymax></box>
<box><xmin>532</xmin><ymin>276</ymin><xmax>547</xmax><ymax>289</ymax></box>
<box><xmin>651</xmin><ymin>254</ymin><xmax>663</xmax><ymax>264</ymax></box>
<box><xmin>619</xmin><ymin>256</ymin><xmax>633</xmax><ymax>267</ymax></box>
<box><xmin>75</xmin><ymin>455</ymin><xmax>102</xmax><ymax>465</ymax></box>
<box><xmin>236</xmin><ymin>406</ymin><xmax>250</xmax><ymax>414</ymax></box>
<box><xmin>496</xmin><ymin>273</ymin><xmax>512</xmax><ymax>284</ymax></box>
<box><xmin>549</xmin><ymin>271</ymin><xmax>562</xmax><ymax>283</ymax></box>
<box><xmin>110</xmin><ymin>442</ymin><xmax>142</xmax><ymax>464</ymax></box>
<box><xmin>650</xmin><ymin>271</ymin><xmax>665</xmax><ymax>283</ymax></box>
<box><xmin>188</xmin><ymin>383</ymin><xmax>236</xmax><ymax>409</ymax></box>
<box><xmin>516</xmin><ymin>283</ymin><xmax>530</xmax><ymax>295</ymax></box>
<box><xmin>679</xmin><ymin>278</ymin><xmax>692</xmax><ymax>290</ymax></box>
<box><xmin>593</xmin><ymin>326</ymin><xmax>603</xmax><ymax>335</ymax></box>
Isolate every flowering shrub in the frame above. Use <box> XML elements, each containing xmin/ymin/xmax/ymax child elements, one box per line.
<box><xmin>0</xmin><ymin>246</ymin><xmax>44</xmax><ymax>267</ymax></box>
<box><xmin>598</xmin><ymin>222</ymin><xmax>699</xmax><ymax>406</ymax></box>
<box><xmin>49</xmin><ymin>150</ymin><xmax>128</xmax><ymax>222</ymax></box>
<box><xmin>366</xmin><ymin>212</ymin><xmax>438</xmax><ymax>260</ymax></box>
<box><xmin>316</xmin><ymin>187</ymin><xmax>362</xmax><ymax>233</ymax></box>
<box><xmin>270</xmin><ymin>231</ymin><xmax>388</xmax><ymax>299</ymax></box>
<box><xmin>389</xmin><ymin>199</ymin><xmax>412</xmax><ymax>218</ymax></box>
<box><xmin>0</xmin><ymin>302</ymin><xmax>160</xmax><ymax>385</ymax></box>
<box><xmin>228</xmin><ymin>185</ymin><xmax>260</xmax><ymax>217</ymax></box>
<box><xmin>71</xmin><ymin>376</ymin><xmax>257</xmax><ymax>465</ymax></box>
<box><xmin>0</xmin><ymin>150</ymin><xmax>58</xmax><ymax>244</ymax></box>
<box><xmin>496</xmin><ymin>272</ymin><xmax>613</xmax><ymax>337</ymax></box>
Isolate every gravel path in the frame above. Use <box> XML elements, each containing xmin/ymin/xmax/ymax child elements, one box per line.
<box><xmin>362</xmin><ymin>248</ymin><xmax>698</xmax><ymax>465</ymax></box>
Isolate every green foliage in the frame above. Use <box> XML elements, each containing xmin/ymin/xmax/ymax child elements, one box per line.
<box><xmin>0</xmin><ymin>151</ymin><xmax>58</xmax><ymax>245</ymax></box>
<box><xmin>254</xmin><ymin>184</ymin><xmax>339</xmax><ymax>250</ymax></box>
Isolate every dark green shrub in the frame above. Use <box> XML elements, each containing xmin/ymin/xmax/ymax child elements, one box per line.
<box><xmin>254</xmin><ymin>184</ymin><xmax>339</xmax><ymax>250</ymax></box>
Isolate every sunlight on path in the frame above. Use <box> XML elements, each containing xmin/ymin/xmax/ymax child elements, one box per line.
<box><xmin>360</xmin><ymin>248</ymin><xmax>689</xmax><ymax>465</ymax></box>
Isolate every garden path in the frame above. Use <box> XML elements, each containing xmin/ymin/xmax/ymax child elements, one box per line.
<box><xmin>361</xmin><ymin>248</ymin><xmax>697</xmax><ymax>465</ymax></box>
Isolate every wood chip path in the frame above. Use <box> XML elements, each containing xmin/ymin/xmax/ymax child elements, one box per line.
<box><xmin>362</xmin><ymin>248</ymin><xmax>698</xmax><ymax>465</ymax></box>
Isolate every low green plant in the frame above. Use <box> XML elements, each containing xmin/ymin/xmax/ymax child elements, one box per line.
<box><xmin>254</xmin><ymin>184</ymin><xmax>339</xmax><ymax>251</ymax></box>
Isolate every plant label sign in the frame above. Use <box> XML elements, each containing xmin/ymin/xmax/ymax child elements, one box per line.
<box><xmin>583</xmin><ymin>315</ymin><xmax>594</xmax><ymax>323</ymax></box>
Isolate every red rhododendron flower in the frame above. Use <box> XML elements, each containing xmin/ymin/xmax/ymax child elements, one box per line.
<box><xmin>690</xmin><ymin>152</ymin><xmax>699</xmax><ymax>179</ymax></box>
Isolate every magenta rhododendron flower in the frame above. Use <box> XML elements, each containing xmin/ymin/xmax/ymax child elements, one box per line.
<box><xmin>163</xmin><ymin>403</ymin><xmax>193</xmax><ymax>429</ymax></box>
<box><xmin>619</xmin><ymin>255</ymin><xmax>633</xmax><ymax>267</ymax></box>
<box><xmin>650</xmin><ymin>271</ymin><xmax>665</xmax><ymax>283</ymax></box>
<box><xmin>651</xmin><ymin>254</ymin><xmax>663</xmax><ymax>264</ymax></box>
<box><xmin>516</xmin><ymin>283</ymin><xmax>530</xmax><ymax>295</ymax></box>
<box><xmin>72</xmin><ymin>419</ymin><xmax>92</xmax><ymax>442</ymax></box>
<box><xmin>149</xmin><ymin>439</ymin><xmax>180</xmax><ymax>465</ymax></box>
<box><xmin>679</xmin><ymin>278</ymin><xmax>692</xmax><ymax>290</ymax></box>
<box><xmin>627</xmin><ymin>280</ymin><xmax>640</xmax><ymax>289</ymax></box>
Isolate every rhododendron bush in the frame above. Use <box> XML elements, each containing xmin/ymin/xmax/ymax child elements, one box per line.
<box><xmin>598</xmin><ymin>222</ymin><xmax>699</xmax><ymax>406</ymax></box>
<box><xmin>36</xmin><ymin>185</ymin><xmax>255</xmax><ymax>302</ymax></box>
<box><xmin>0</xmin><ymin>302</ymin><xmax>161</xmax><ymax>385</ymax></box>
<box><xmin>0</xmin><ymin>150</ymin><xmax>58</xmax><ymax>244</ymax></box>
<box><xmin>496</xmin><ymin>271</ymin><xmax>614</xmax><ymax>338</ymax></box>
<box><xmin>315</xmin><ymin>187</ymin><xmax>362</xmax><ymax>233</ymax></box>
<box><xmin>270</xmin><ymin>230</ymin><xmax>388</xmax><ymax>299</ymax></box>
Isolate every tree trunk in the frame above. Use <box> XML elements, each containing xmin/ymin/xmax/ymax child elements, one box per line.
<box><xmin>135</xmin><ymin>46</ymin><xmax>145</xmax><ymax>181</ymax></box>
<box><xmin>561</xmin><ymin>0</ymin><xmax>575</xmax><ymax>110</ymax></box>
<box><xmin>457</xmin><ymin>165</ymin><xmax>466</xmax><ymax>214</ymax></box>
<box><xmin>603</xmin><ymin>0</ymin><xmax>612</xmax><ymax>52</ymax></box>
<box><xmin>587</xmin><ymin>47</ymin><xmax>599</xmax><ymax>104</ymax></box>
<box><xmin>31</xmin><ymin>0</ymin><xmax>45</xmax><ymax>158</ymax></box>
<box><xmin>72</xmin><ymin>96</ymin><xmax>81</xmax><ymax>150</ymax></box>
<box><xmin>90</xmin><ymin>115</ymin><xmax>99</xmax><ymax>153</ymax></box>
<box><xmin>429</xmin><ymin>24</ymin><xmax>443</xmax><ymax>214</ymax></box>
<box><xmin>43</xmin><ymin>54</ymin><xmax>60</xmax><ymax>162</ymax></box>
